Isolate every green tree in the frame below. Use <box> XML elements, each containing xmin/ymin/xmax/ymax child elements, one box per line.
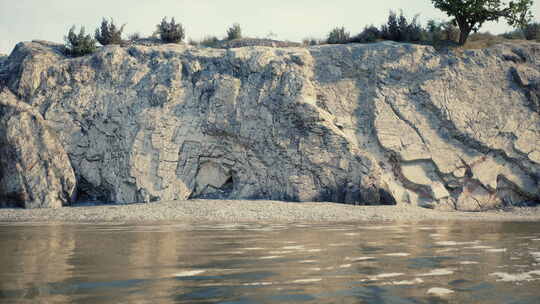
<box><xmin>522</xmin><ymin>22</ymin><xmax>540</xmax><ymax>39</ymax></box>
<box><xmin>200</xmin><ymin>36</ymin><xmax>220</xmax><ymax>47</ymax></box>
<box><xmin>95</xmin><ymin>18</ymin><xmax>125</xmax><ymax>45</ymax></box>
<box><xmin>431</xmin><ymin>0</ymin><xmax>534</xmax><ymax>45</ymax></box>
<box><xmin>351</xmin><ymin>25</ymin><xmax>381</xmax><ymax>43</ymax></box>
<box><xmin>128</xmin><ymin>32</ymin><xmax>141</xmax><ymax>41</ymax></box>
<box><xmin>327</xmin><ymin>27</ymin><xmax>350</xmax><ymax>44</ymax></box>
<box><xmin>380</xmin><ymin>11</ymin><xmax>424</xmax><ymax>43</ymax></box>
<box><xmin>226</xmin><ymin>23</ymin><xmax>242</xmax><ymax>40</ymax></box>
<box><xmin>64</xmin><ymin>26</ymin><xmax>97</xmax><ymax>57</ymax></box>
<box><xmin>156</xmin><ymin>17</ymin><xmax>185</xmax><ymax>43</ymax></box>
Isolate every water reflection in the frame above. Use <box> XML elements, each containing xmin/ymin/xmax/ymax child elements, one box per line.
<box><xmin>0</xmin><ymin>222</ymin><xmax>539</xmax><ymax>303</ymax></box>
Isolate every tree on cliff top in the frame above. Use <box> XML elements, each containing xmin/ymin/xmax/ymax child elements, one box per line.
<box><xmin>95</xmin><ymin>18</ymin><xmax>125</xmax><ymax>46</ymax></box>
<box><xmin>226</xmin><ymin>23</ymin><xmax>242</xmax><ymax>40</ymax></box>
<box><xmin>431</xmin><ymin>0</ymin><xmax>534</xmax><ymax>45</ymax></box>
<box><xmin>64</xmin><ymin>26</ymin><xmax>97</xmax><ymax>57</ymax></box>
<box><xmin>327</xmin><ymin>27</ymin><xmax>350</xmax><ymax>44</ymax></box>
<box><xmin>156</xmin><ymin>17</ymin><xmax>185</xmax><ymax>43</ymax></box>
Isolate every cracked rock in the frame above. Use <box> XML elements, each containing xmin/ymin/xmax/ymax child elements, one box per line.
<box><xmin>0</xmin><ymin>40</ymin><xmax>539</xmax><ymax>210</ymax></box>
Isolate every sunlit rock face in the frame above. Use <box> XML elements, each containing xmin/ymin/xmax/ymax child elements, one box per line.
<box><xmin>0</xmin><ymin>90</ymin><xmax>76</xmax><ymax>208</ymax></box>
<box><xmin>0</xmin><ymin>40</ymin><xmax>539</xmax><ymax>210</ymax></box>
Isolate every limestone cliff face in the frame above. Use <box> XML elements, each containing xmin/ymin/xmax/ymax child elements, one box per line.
<box><xmin>0</xmin><ymin>40</ymin><xmax>539</xmax><ymax>210</ymax></box>
<box><xmin>0</xmin><ymin>90</ymin><xmax>76</xmax><ymax>208</ymax></box>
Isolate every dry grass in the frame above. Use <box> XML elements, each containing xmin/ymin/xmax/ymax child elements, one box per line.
<box><xmin>431</xmin><ymin>33</ymin><xmax>537</xmax><ymax>53</ymax></box>
<box><xmin>462</xmin><ymin>33</ymin><xmax>507</xmax><ymax>49</ymax></box>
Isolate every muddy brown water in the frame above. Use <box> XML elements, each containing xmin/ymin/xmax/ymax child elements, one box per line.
<box><xmin>0</xmin><ymin>221</ymin><xmax>539</xmax><ymax>303</ymax></box>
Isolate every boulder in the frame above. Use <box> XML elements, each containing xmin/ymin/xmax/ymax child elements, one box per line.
<box><xmin>0</xmin><ymin>90</ymin><xmax>76</xmax><ymax>208</ymax></box>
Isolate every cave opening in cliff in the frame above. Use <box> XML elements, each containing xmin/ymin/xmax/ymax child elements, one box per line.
<box><xmin>379</xmin><ymin>189</ymin><xmax>397</xmax><ymax>205</ymax></box>
<box><xmin>75</xmin><ymin>177</ymin><xmax>111</xmax><ymax>205</ymax></box>
<box><xmin>191</xmin><ymin>166</ymin><xmax>236</xmax><ymax>200</ymax></box>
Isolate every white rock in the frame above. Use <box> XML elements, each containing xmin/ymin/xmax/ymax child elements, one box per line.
<box><xmin>1</xmin><ymin>40</ymin><xmax>539</xmax><ymax>209</ymax></box>
<box><xmin>427</xmin><ymin>287</ymin><xmax>454</xmax><ymax>296</ymax></box>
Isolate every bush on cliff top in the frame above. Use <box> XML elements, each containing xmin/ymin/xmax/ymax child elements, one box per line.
<box><xmin>128</xmin><ymin>32</ymin><xmax>141</xmax><ymax>41</ymax></box>
<box><xmin>522</xmin><ymin>22</ymin><xmax>540</xmax><ymax>40</ymax></box>
<box><xmin>64</xmin><ymin>26</ymin><xmax>97</xmax><ymax>57</ymax></box>
<box><xmin>327</xmin><ymin>27</ymin><xmax>350</xmax><ymax>44</ymax></box>
<box><xmin>200</xmin><ymin>36</ymin><xmax>220</xmax><ymax>47</ymax></box>
<box><xmin>350</xmin><ymin>25</ymin><xmax>381</xmax><ymax>43</ymax></box>
<box><xmin>95</xmin><ymin>18</ymin><xmax>125</xmax><ymax>45</ymax></box>
<box><xmin>156</xmin><ymin>17</ymin><xmax>185</xmax><ymax>43</ymax></box>
<box><xmin>226</xmin><ymin>23</ymin><xmax>242</xmax><ymax>40</ymax></box>
<box><xmin>338</xmin><ymin>11</ymin><xmax>448</xmax><ymax>46</ymax></box>
<box><xmin>302</xmin><ymin>37</ymin><xmax>321</xmax><ymax>46</ymax></box>
<box><xmin>380</xmin><ymin>10</ymin><xmax>424</xmax><ymax>42</ymax></box>
<box><xmin>425</xmin><ymin>19</ymin><xmax>459</xmax><ymax>43</ymax></box>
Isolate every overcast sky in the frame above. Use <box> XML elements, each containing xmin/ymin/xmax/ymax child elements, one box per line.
<box><xmin>1</xmin><ymin>0</ymin><xmax>539</xmax><ymax>54</ymax></box>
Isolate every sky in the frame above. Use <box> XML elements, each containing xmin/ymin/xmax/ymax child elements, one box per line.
<box><xmin>1</xmin><ymin>0</ymin><xmax>539</xmax><ymax>54</ymax></box>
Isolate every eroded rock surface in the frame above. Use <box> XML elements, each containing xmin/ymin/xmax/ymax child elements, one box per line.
<box><xmin>0</xmin><ymin>90</ymin><xmax>76</xmax><ymax>208</ymax></box>
<box><xmin>0</xmin><ymin>40</ymin><xmax>539</xmax><ymax>210</ymax></box>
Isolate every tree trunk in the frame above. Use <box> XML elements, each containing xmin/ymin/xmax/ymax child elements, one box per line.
<box><xmin>458</xmin><ymin>24</ymin><xmax>471</xmax><ymax>45</ymax></box>
<box><xmin>458</xmin><ymin>30</ymin><xmax>470</xmax><ymax>45</ymax></box>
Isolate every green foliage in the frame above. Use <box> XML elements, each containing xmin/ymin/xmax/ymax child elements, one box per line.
<box><xmin>64</xmin><ymin>26</ymin><xmax>97</xmax><ymax>57</ymax></box>
<box><xmin>95</xmin><ymin>18</ymin><xmax>125</xmax><ymax>46</ymax></box>
<box><xmin>351</xmin><ymin>25</ymin><xmax>381</xmax><ymax>43</ymax></box>
<box><xmin>156</xmin><ymin>17</ymin><xmax>185</xmax><ymax>43</ymax></box>
<box><xmin>503</xmin><ymin>22</ymin><xmax>540</xmax><ymax>40</ymax></box>
<box><xmin>226</xmin><ymin>23</ymin><xmax>242</xmax><ymax>40</ymax></box>
<box><xmin>128</xmin><ymin>32</ymin><xmax>141</xmax><ymax>41</ymax></box>
<box><xmin>381</xmin><ymin>11</ymin><xmax>424</xmax><ymax>42</ymax></box>
<box><xmin>302</xmin><ymin>37</ymin><xmax>320</xmax><ymax>46</ymax></box>
<box><xmin>507</xmin><ymin>0</ymin><xmax>535</xmax><ymax>29</ymax></box>
<box><xmin>200</xmin><ymin>36</ymin><xmax>220</xmax><ymax>47</ymax></box>
<box><xmin>326</xmin><ymin>27</ymin><xmax>350</xmax><ymax>44</ymax></box>
<box><xmin>501</xmin><ymin>29</ymin><xmax>525</xmax><ymax>39</ymax></box>
<box><xmin>425</xmin><ymin>19</ymin><xmax>460</xmax><ymax>43</ymax></box>
<box><xmin>430</xmin><ymin>0</ymin><xmax>534</xmax><ymax>45</ymax></box>
<box><xmin>381</xmin><ymin>11</ymin><xmax>399</xmax><ymax>41</ymax></box>
<box><xmin>522</xmin><ymin>22</ymin><xmax>540</xmax><ymax>40</ymax></box>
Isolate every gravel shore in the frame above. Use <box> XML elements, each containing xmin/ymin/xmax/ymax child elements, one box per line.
<box><xmin>0</xmin><ymin>200</ymin><xmax>539</xmax><ymax>223</ymax></box>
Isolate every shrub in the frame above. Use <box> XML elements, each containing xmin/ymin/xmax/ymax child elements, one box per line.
<box><xmin>327</xmin><ymin>27</ymin><xmax>350</xmax><ymax>44</ymax></box>
<box><xmin>302</xmin><ymin>37</ymin><xmax>320</xmax><ymax>46</ymax></box>
<box><xmin>64</xmin><ymin>26</ymin><xmax>97</xmax><ymax>57</ymax></box>
<box><xmin>226</xmin><ymin>23</ymin><xmax>242</xmax><ymax>40</ymax></box>
<box><xmin>381</xmin><ymin>11</ymin><xmax>399</xmax><ymax>41</ymax></box>
<box><xmin>200</xmin><ymin>36</ymin><xmax>220</xmax><ymax>47</ymax></box>
<box><xmin>128</xmin><ymin>32</ymin><xmax>141</xmax><ymax>41</ymax></box>
<box><xmin>501</xmin><ymin>29</ymin><xmax>525</xmax><ymax>39</ymax></box>
<box><xmin>156</xmin><ymin>17</ymin><xmax>185</xmax><ymax>43</ymax></box>
<box><xmin>95</xmin><ymin>18</ymin><xmax>125</xmax><ymax>45</ymax></box>
<box><xmin>522</xmin><ymin>22</ymin><xmax>540</xmax><ymax>40</ymax></box>
<box><xmin>381</xmin><ymin>10</ymin><xmax>423</xmax><ymax>42</ymax></box>
<box><xmin>406</xmin><ymin>16</ymin><xmax>425</xmax><ymax>42</ymax></box>
<box><xmin>441</xmin><ymin>22</ymin><xmax>460</xmax><ymax>42</ymax></box>
<box><xmin>425</xmin><ymin>20</ymin><xmax>459</xmax><ymax>43</ymax></box>
<box><xmin>351</xmin><ymin>25</ymin><xmax>381</xmax><ymax>43</ymax></box>
<box><xmin>425</xmin><ymin>19</ymin><xmax>442</xmax><ymax>41</ymax></box>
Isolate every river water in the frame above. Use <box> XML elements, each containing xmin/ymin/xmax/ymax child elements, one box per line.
<box><xmin>0</xmin><ymin>221</ymin><xmax>539</xmax><ymax>303</ymax></box>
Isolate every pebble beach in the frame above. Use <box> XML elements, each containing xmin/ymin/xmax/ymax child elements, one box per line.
<box><xmin>1</xmin><ymin>200</ymin><xmax>539</xmax><ymax>223</ymax></box>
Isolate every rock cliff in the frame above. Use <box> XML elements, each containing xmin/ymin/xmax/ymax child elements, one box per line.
<box><xmin>0</xmin><ymin>40</ymin><xmax>539</xmax><ymax>210</ymax></box>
